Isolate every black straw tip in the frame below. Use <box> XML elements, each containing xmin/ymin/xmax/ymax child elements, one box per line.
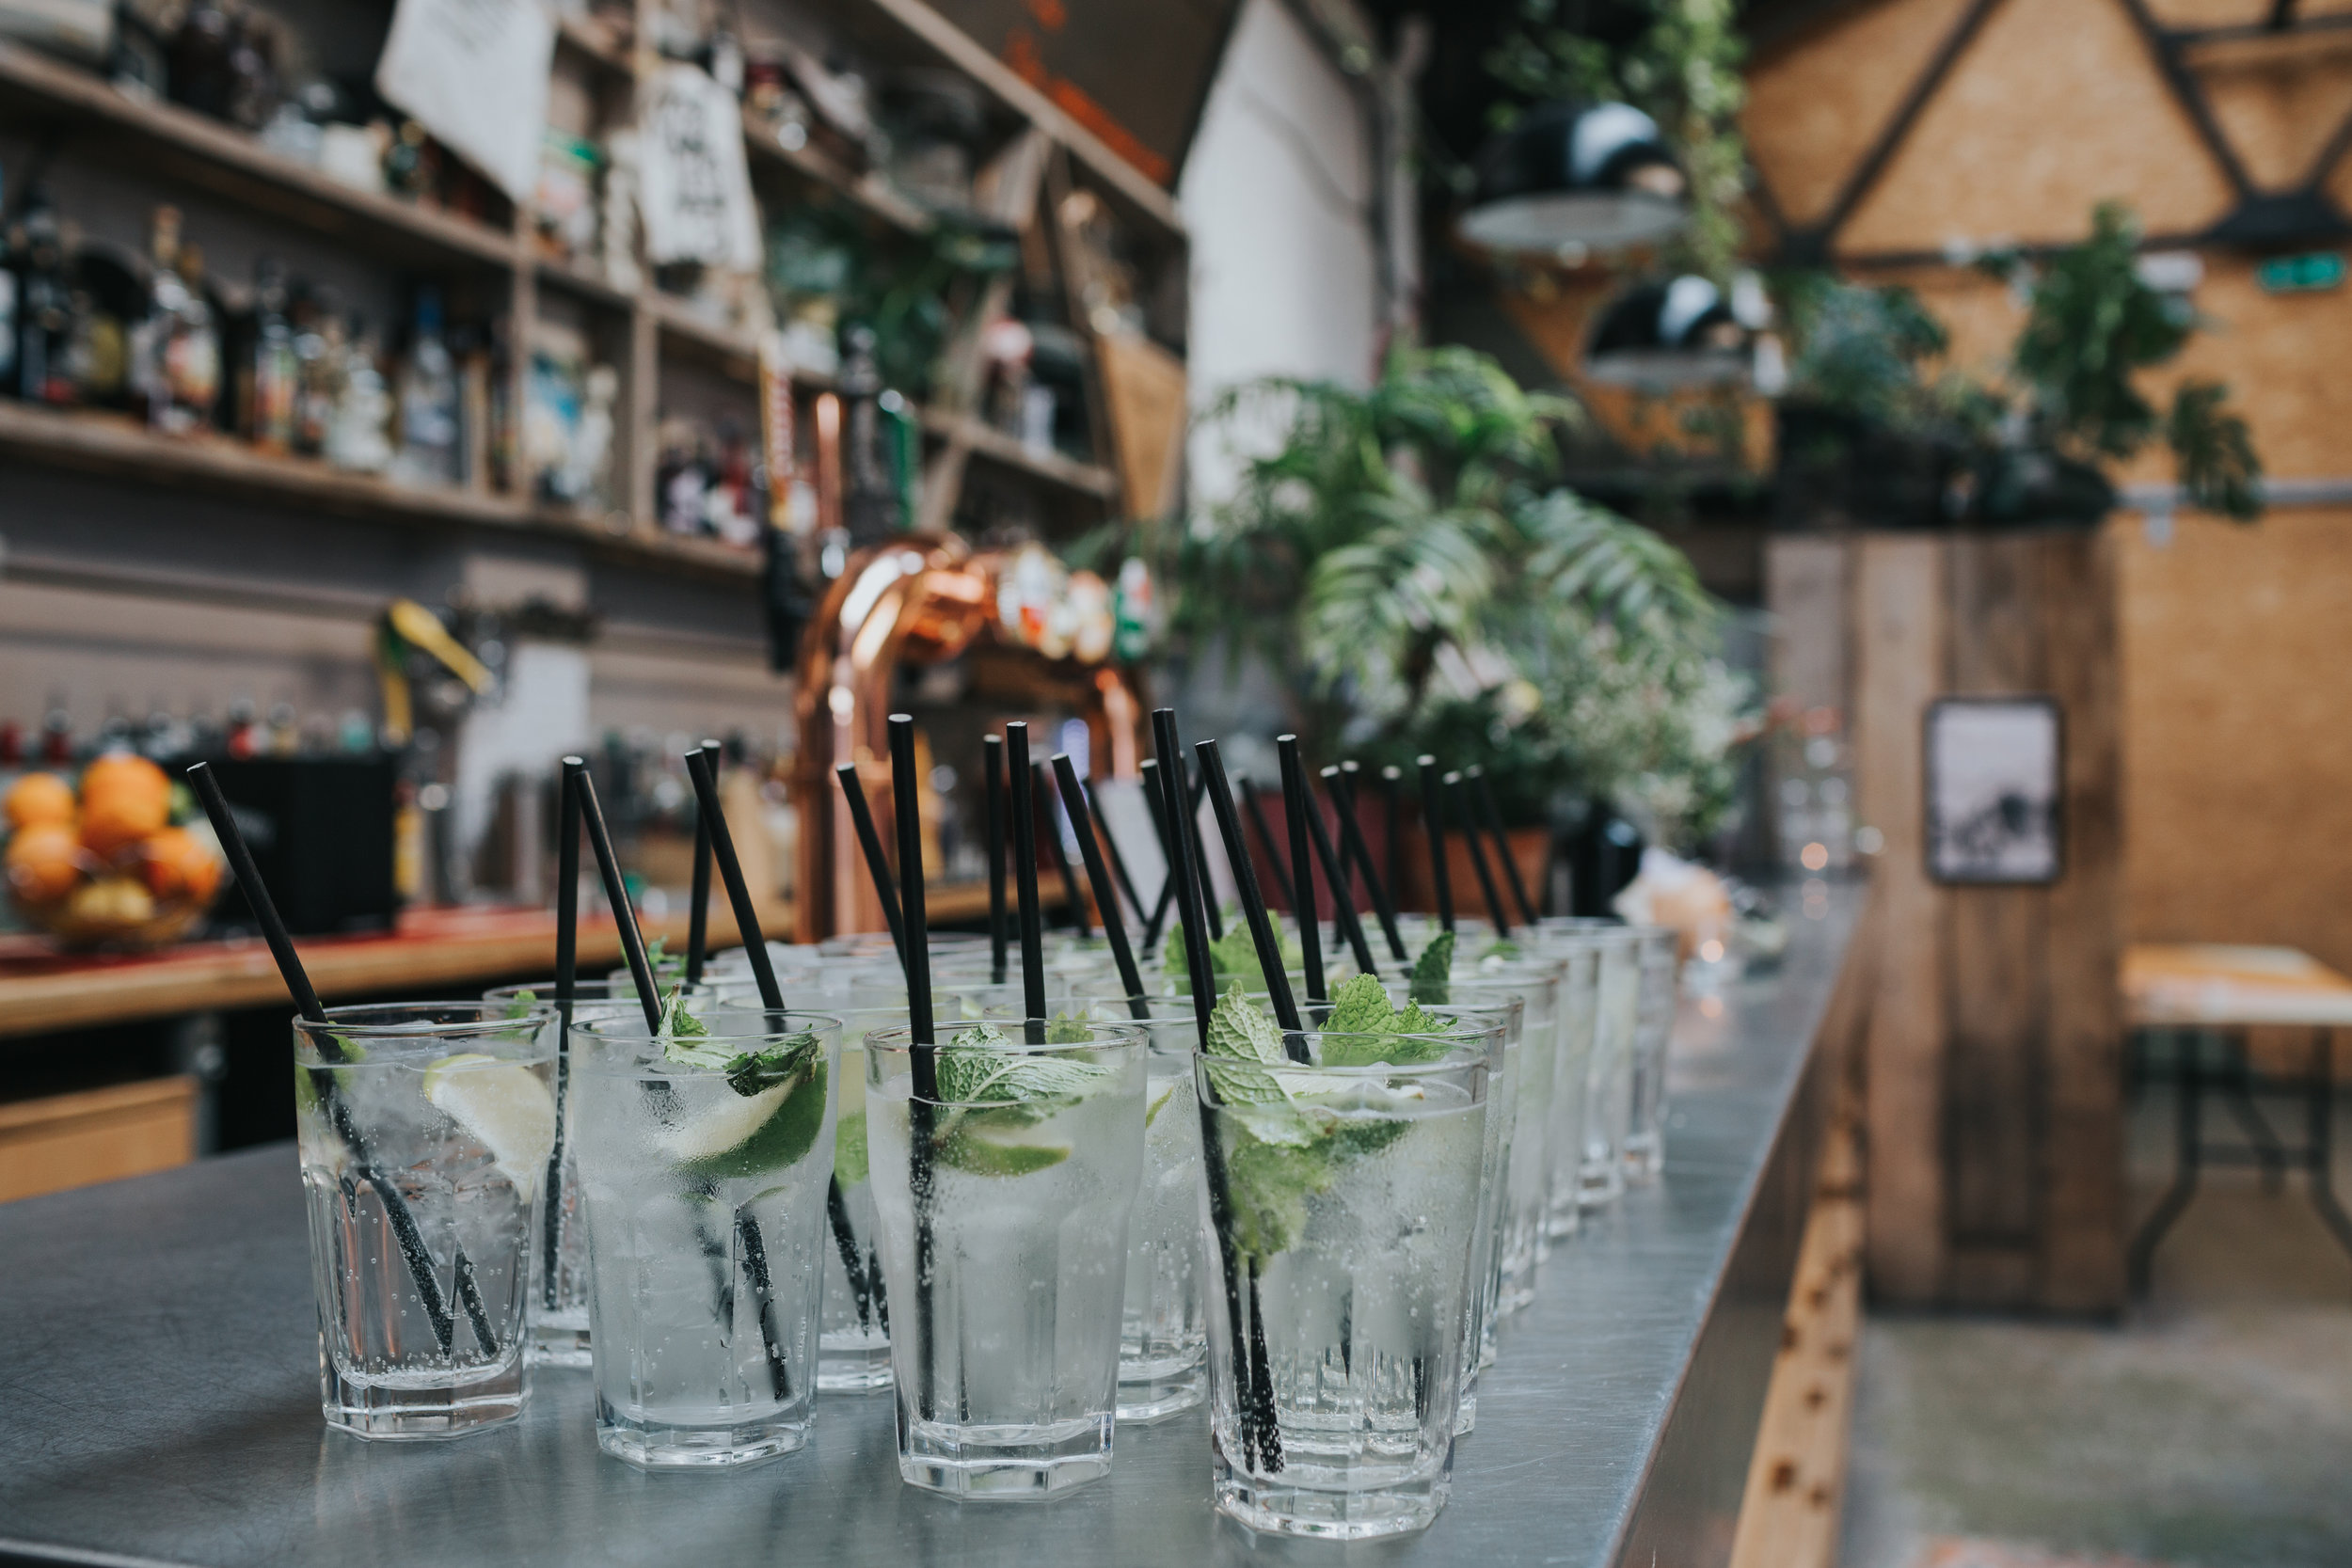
<box><xmin>1416</xmin><ymin>754</ymin><xmax>1436</xmax><ymax>768</ymax></box>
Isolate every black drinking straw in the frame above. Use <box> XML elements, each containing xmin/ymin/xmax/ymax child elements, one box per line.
<box><xmin>1418</xmin><ymin>754</ymin><xmax>1454</xmax><ymax>932</ymax></box>
<box><xmin>1085</xmin><ymin>779</ymin><xmax>1145</xmax><ymax>922</ymax></box>
<box><xmin>1185</xmin><ymin>763</ymin><xmax>1225</xmax><ymax>941</ymax></box>
<box><xmin>190</xmin><ymin>761</ymin><xmax>466</xmax><ymax>1355</ymax></box>
<box><xmin>1336</xmin><ymin>760</ymin><xmax>1363</xmax><ymax>909</ymax></box>
<box><xmin>547</xmin><ymin>757</ymin><xmax>581</xmax><ymax>1310</ymax></box>
<box><xmin>1136</xmin><ymin>757</ymin><xmax>1176</xmax><ymax>949</ymax></box>
<box><xmin>1452</xmin><ymin>770</ymin><xmax>1512</xmax><ymax>937</ymax></box>
<box><xmin>1005</xmin><ymin>724</ymin><xmax>1048</xmax><ymax>1041</ymax></box>
<box><xmin>1152</xmin><ymin>711</ymin><xmax>1274</xmax><ymax>1468</ymax></box>
<box><xmin>886</xmin><ymin>714</ymin><xmax>941</xmax><ymax>1421</ymax></box>
<box><xmin>689</xmin><ymin>746</ymin><xmax>877</xmax><ymax>1338</ymax></box>
<box><xmin>1274</xmin><ymin>739</ymin><xmax>1324</xmax><ymax>1003</ymax></box>
<box><xmin>1235</xmin><ymin>774</ymin><xmax>1297</xmax><ymax>912</ymax></box>
<box><xmin>1472</xmin><ymin>766</ymin><xmax>1540</xmax><ymax>926</ymax></box>
<box><xmin>1034</xmin><ymin>762</ymin><xmax>1090</xmax><ymax>940</ymax></box>
<box><xmin>685</xmin><ymin>744</ymin><xmax>714</xmax><ymax>986</ymax></box>
<box><xmin>834</xmin><ymin>763</ymin><xmax>906</xmax><ymax>969</ymax></box>
<box><xmin>1302</xmin><ymin>770</ymin><xmax>1379</xmax><ymax>977</ymax></box>
<box><xmin>1052</xmin><ymin>755</ymin><xmax>1149</xmax><ymax>1019</ymax></box>
<box><xmin>1325</xmin><ymin>765</ymin><xmax>1407</xmax><ymax>963</ymax></box>
<box><xmin>983</xmin><ymin>735</ymin><xmax>1008</xmax><ymax>985</ymax></box>
<box><xmin>1380</xmin><ymin>766</ymin><xmax>1404</xmax><ymax>907</ymax></box>
<box><xmin>1196</xmin><ymin>740</ymin><xmax>1308</xmax><ymax>1049</ymax></box>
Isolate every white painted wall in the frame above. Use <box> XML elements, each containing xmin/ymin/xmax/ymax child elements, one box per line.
<box><xmin>1179</xmin><ymin>0</ymin><xmax>1381</xmax><ymax>506</ymax></box>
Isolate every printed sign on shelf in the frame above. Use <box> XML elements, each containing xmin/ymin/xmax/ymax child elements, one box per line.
<box><xmin>373</xmin><ymin>0</ymin><xmax>553</xmax><ymax>203</ymax></box>
<box><xmin>638</xmin><ymin>63</ymin><xmax>763</xmax><ymax>271</ymax></box>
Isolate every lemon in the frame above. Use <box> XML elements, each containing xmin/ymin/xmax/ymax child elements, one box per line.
<box><xmin>422</xmin><ymin>1053</ymin><xmax>557</xmax><ymax>1202</ymax></box>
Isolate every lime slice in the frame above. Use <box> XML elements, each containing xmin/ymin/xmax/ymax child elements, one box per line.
<box><xmin>834</xmin><ymin>1109</ymin><xmax>869</xmax><ymax>1186</ymax></box>
<box><xmin>663</xmin><ymin>1060</ymin><xmax>830</xmax><ymax>1182</ymax></box>
<box><xmin>937</xmin><ymin>1130</ymin><xmax>1070</xmax><ymax>1177</ymax></box>
<box><xmin>422</xmin><ymin>1053</ymin><xmax>557</xmax><ymax>1202</ymax></box>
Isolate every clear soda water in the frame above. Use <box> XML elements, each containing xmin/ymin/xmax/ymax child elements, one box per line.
<box><xmin>572</xmin><ymin>1011</ymin><xmax>840</xmax><ymax>1469</ymax></box>
<box><xmin>1622</xmin><ymin>928</ymin><xmax>1680</xmax><ymax>1180</ymax></box>
<box><xmin>1533</xmin><ymin>942</ymin><xmax>1600</xmax><ymax>1238</ymax></box>
<box><xmin>818</xmin><ymin>1010</ymin><xmax>899</xmax><ymax>1392</ymax></box>
<box><xmin>866</xmin><ymin>1023</ymin><xmax>1147</xmax><ymax>1497</ymax></box>
<box><xmin>1580</xmin><ymin>932</ymin><xmax>1642</xmax><ymax>1211</ymax></box>
<box><xmin>1200</xmin><ymin>1053</ymin><xmax>1488</xmax><ymax>1540</ymax></box>
<box><xmin>295</xmin><ymin>1006</ymin><xmax>556</xmax><ymax>1440</ymax></box>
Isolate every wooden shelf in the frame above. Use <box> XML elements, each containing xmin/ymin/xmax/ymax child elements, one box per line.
<box><xmin>920</xmin><ymin>407</ymin><xmax>1120</xmax><ymax>499</ymax></box>
<box><xmin>741</xmin><ymin>111</ymin><xmax>934</xmax><ymax>236</ymax></box>
<box><xmin>533</xmin><ymin>253</ymin><xmax>638</xmax><ymax>310</ymax></box>
<box><xmin>0</xmin><ymin>401</ymin><xmax>759</xmax><ymax>579</ymax></box>
<box><xmin>0</xmin><ymin>904</ymin><xmax>751</xmax><ymax>1039</ymax></box>
<box><xmin>0</xmin><ymin>41</ymin><xmax>516</xmax><ymax>270</ymax></box>
<box><xmin>553</xmin><ymin>11</ymin><xmax>635</xmax><ymax>77</ymax></box>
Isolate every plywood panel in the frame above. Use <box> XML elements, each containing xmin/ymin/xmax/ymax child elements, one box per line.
<box><xmin>2201</xmin><ymin>51</ymin><xmax>2352</xmax><ymax>189</ymax></box>
<box><xmin>1853</xmin><ymin>536</ymin><xmax>1947</xmax><ymax>1303</ymax></box>
<box><xmin>1740</xmin><ymin>0</ymin><xmax>1984</xmax><ymax>228</ymax></box>
<box><xmin>1767</xmin><ymin>537</ymin><xmax>1851</xmax><ymax>716</ymax></box>
<box><xmin>2121</xmin><ymin>505</ymin><xmax>2352</xmax><ymax>979</ymax></box>
<box><xmin>1839</xmin><ymin>0</ymin><xmax>2237</xmax><ymax>253</ymax></box>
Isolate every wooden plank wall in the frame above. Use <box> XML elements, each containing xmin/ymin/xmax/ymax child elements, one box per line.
<box><xmin>1779</xmin><ymin>532</ymin><xmax>2123</xmax><ymax>1313</ymax></box>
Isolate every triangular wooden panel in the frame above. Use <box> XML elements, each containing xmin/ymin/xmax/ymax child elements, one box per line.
<box><xmin>1742</xmin><ymin>0</ymin><xmax>1983</xmax><ymax>230</ymax></box>
<box><xmin>1838</xmin><ymin>0</ymin><xmax>2238</xmax><ymax>253</ymax></box>
<box><xmin>2198</xmin><ymin>47</ymin><xmax>2352</xmax><ymax>189</ymax></box>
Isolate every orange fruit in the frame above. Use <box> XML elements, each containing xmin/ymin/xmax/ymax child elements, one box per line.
<box><xmin>80</xmin><ymin>753</ymin><xmax>170</xmax><ymax>816</ymax></box>
<box><xmin>140</xmin><ymin>826</ymin><xmax>222</xmax><ymax>904</ymax></box>
<box><xmin>4</xmin><ymin>772</ymin><xmax>75</xmax><ymax>832</ymax></box>
<box><xmin>6</xmin><ymin>824</ymin><xmax>84</xmax><ymax>904</ymax></box>
<box><xmin>80</xmin><ymin>788</ymin><xmax>169</xmax><ymax>860</ymax></box>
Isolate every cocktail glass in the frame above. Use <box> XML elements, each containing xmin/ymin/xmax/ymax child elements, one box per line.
<box><xmin>1196</xmin><ymin>1023</ymin><xmax>1491</xmax><ymax>1539</ymax></box>
<box><xmin>865</xmin><ymin>1018</ymin><xmax>1149</xmax><ymax>1497</ymax></box>
<box><xmin>294</xmin><ymin>1001</ymin><xmax>559</xmax><ymax>1439</ymax></box>
<box><xmin>573</xmin><ymin>1006</ymin><xmax>843</xmax><ymax>1468</ymax></box>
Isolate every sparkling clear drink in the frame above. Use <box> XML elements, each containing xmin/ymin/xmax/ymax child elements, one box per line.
<box><xmin>294</xmin><ymin>1003</ymin><xmax>558</xmax><ymax>1439</ymax></box>
<box><xmin>1450</xmin><ymin>969</ymin><xmax>1556</xmax><ymax>1313</ymax></box>
<box><xmin>1579</xmin><ymin>927</ymin><xmax>1642</xmax><ymax>1210</ymax></box>
<box><xmin>866</xmin><ymin>1020</ymin><xmax>1148</xmax><ymax>1497</ymax></box>
<box><xmin>573</xmin><ymin>1008</ymin><xmax>841</xmax><ymax>1468</ymax></box>
<box><xmin>1197</xmin><ymin>1036</ymin><xmax>1489</xmax><ymax>1539</ymax></box>
<box><xmin>1528</xmin><ymin>938</ymin><xmax>1600</xmax><ymax>1239</ymax></box>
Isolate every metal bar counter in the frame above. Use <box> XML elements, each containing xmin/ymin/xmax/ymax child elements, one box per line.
<box><xmin>0</xmin><ymin>888</ymin><xmax>1859</xmax><ymax>1568</ymax></box>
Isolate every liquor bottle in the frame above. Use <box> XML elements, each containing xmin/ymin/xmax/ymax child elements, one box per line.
<box><xmin>60</xmin><ymin>230</ymin><xmax>134</xmax><ymax>412</ymax></box>
<box><xmin>838</xmin><ymin>325</ymin><xmax>898</xmax><ymax>547</ymax></box>
<box><xmin>326</xmin><ymin>316</ymin><xmax>391</xmax><ymax>473</ymax></box>
<box><xmin>162</xmin><ymin>241</ymin><xmax>222</xmax><ymax>434</ymax></box>
<box><xmin>167</xmin><ymin>0</ymin><xmax>236</xmax><ymax>122</ymax></box>
<box><xmin>40</xmin><ymin>701</ymin><xmax>72</xmax><ymax>765</ymax></box>
<box><xmin>291</xmin><ymin>283</ymin><xmax>342</xmax><ymax>457</ymax></box>
<box><xmin>389</xmin><ymin>285</ymin><xmax>459</xmax><ymax>487</ymax></box>
<box><xmin>14</xmin><ymin>189</ymin><xmax>71</xmax><ymax>405</ymax></box>
<box><xmin>224</xmin><ymin>697</ymin><xmax>259</xmax><ymax>760</ymax></box>
<box><xmin>237</xmin><ymin>255</ymin><xmax>297</xmax><ymax>451</ymax></box>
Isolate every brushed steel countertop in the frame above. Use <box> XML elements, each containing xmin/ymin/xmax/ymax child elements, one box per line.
<box><xmin>0</xmin><ymin>888</ymin><xmax>1860</xmax><ymax>1568</ymax></box>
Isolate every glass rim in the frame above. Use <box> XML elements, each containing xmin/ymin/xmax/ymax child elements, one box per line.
<box><xmin>304</xmin><ymin>1001</ymin><xmax>557</xmax><ymax>1037</ymax></box>
<box><xmin>1195</xmin><ymin>1031</ymin><xmax>1496</xmax><ymax>1083</ymax></box>
<box><xmin>863</xmin><ymin>1019</ymin><xmax>1153</xmax><ymax>1056</ymax></box>
<box><xmin>575</xmin><ymin>1008</ymin><xmax>845</xmax><ymax>1049</ymax></box>
<box><xmin>484</xmin><ymin>977</ymin><xmax>717</xmax><ymax>1000</ymax></box>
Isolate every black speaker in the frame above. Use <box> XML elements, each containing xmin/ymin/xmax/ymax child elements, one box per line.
<box><xmin>205</xmin><ymin>756</ymin><xmax>398</xmax><ymax>936</ymax></box>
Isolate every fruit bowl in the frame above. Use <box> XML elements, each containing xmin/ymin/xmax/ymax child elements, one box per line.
<box><xmin>6</xmin><ymin>758</ymin><xmax>227</xmax><ymax>951</ymax></box>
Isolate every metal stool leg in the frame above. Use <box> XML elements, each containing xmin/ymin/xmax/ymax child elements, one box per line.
<box><xmin>2129</xmin><ymin>1050</ymin><xmax>2204</xmax><ymax>1297</ymax></box>
<box><xmin>2302</xmin><ymin>1030</ymin><xmax>2352</xmax><ymax>1284</ymax></box>
<box><xmin>2220</xmin><ymin>1030</ymin><xmax>2289</xmax><ymax>1194</ymax></box>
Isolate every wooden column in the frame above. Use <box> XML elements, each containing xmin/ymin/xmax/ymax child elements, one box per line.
<box><xmin>1777</xmin><ymin>530</ymin><xmax>2124</xmax><ymax>1314</ymax></box>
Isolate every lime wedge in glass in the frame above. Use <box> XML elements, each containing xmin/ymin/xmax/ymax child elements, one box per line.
<box><xmin>422</xmin><ymin>1053</ymin><xmax>557</xmax><ymax>1201</ymax></box>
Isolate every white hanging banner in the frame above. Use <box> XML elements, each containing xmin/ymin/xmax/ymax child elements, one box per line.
<box><xmin>373</xmin><ymin>0</ymin><xmax>553</xmax><ymax>204</ymax></box>
<box><xmin>637</xmin><ymin>63</ymin><xmax>762</xmax><ymax>271</ymax></box>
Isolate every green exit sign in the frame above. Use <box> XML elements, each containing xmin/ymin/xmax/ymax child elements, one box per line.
<box><xmin>2258</xmin><ymin>252</ymin><xmax>2344</xmax><ymax>293</ymax></box>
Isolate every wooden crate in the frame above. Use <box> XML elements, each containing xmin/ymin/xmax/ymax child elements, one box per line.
<box><xmin>0</xmin><ymin>1077</ymin><xmax>199</xmax><ymax>1204</ymax></box>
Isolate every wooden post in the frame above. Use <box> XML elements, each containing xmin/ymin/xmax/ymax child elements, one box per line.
<box><xmin>1782</xmin><ymin>530</ymin><xmax>2124</xmax><ymax>1314</ymax></box>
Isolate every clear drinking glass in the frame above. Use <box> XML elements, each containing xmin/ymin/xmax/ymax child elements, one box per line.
<box><xmin>1406</xmin><ymin>1003</ymin><xmax>1514</xmax><ymax>1434</ymax></box>
<box><xmin>856</xmin><ymin>966</ymin><xmax>1069</xmax><ymax>1021</ymax></box>
<box><xmin>572</xmin><ymin>1006</ymin><xmax>843</xmax><ymax>1468</ymax></box>
<box><xmin>865</xmin><ymin>1018</ymin><xmax>1149</xmax><ymax>1497</ymax></box>
<box><xmin>1448</xmin><ymin>970</ymin><xmax>1556</xmax><ymax>1310</ymax></box>
<box><xmin>1622</xmin><ymin>927</ymin><xmax>1680</xmax><ymax>1181</ymax></box>
<box><xmin>1010</xmin><ymin>993</ymin><xmax>1207</xmax><ymax>1423</ymax></box>
<box><xmin>294</xmin><ymin>1001</ymin><xmax>559</xmax><ymax>1439</ymax></box>
<box><xmin>482</xmin><ymin>977</ymin><xmax>720</xmax><ymax>1370</ymax></box>
<box><xmin>1531</xmin><ymin>942</ymin><xmax>1599</xmax><ymax>1239</ymax></box>
<box><xmin>1196</xmin><ymin>1030</ymin><xmax>1490</xmax><ymax>1538</ymax></box>
<box><xmin>1546</xmin><ymin>922</ymin><xmax>1642</xmax><ymax>1212</ymax></box>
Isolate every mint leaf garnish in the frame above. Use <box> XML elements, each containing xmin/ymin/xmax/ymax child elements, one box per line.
<box><xmin>1409</xmin><ymin>931</ymin><xmax>1454</xmax><ymax>1004</ymax></box>
<box><xmin>1208</xmin><ymin>982</ymin><xmax>1289</xmax><ymax>1066</ymax></box>
<box><xmin>1044</xmin><ymin>1013</ymin><xmax>1095</xmax><ymax>1044</ymax></box>
<box><xmin>1168</xmin><ymin>912</ymin><xmax>1295</xmax><ymax>989</ymax></box>
<box><xmin>659</xmin><ymin>984</ymin><xmax>732</xmax><ymax>1070</ymax></box>
<box><xmin>723</xmin><ymin>1031</ymin><xmax>819</xmax><ymax>1097</ymax></box>
<box><xmin>935</xmin><ymin>1024</ymin><xmax>1113</xmax><ymax>1103</ymax></box>
<box><xmin>1480</xmin><ymin>938</ymin><xmax>1522</xmax><ymax>964</ymax></box>
<box><xmin>1324</xmin><ymin>974</ymin><xmax>1393</xmax><ymax>1036</ymax></box>
<box><xmin>501</xmin><ymin>990</ymin><xmax>537</xmax><ymax>1020</ymax></box>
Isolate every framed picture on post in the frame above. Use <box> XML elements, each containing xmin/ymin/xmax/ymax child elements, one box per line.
<box><xmin>1924</xmin><ymin>697</ymin><xmax>2063</xmax><ymax>884</ymax></box>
